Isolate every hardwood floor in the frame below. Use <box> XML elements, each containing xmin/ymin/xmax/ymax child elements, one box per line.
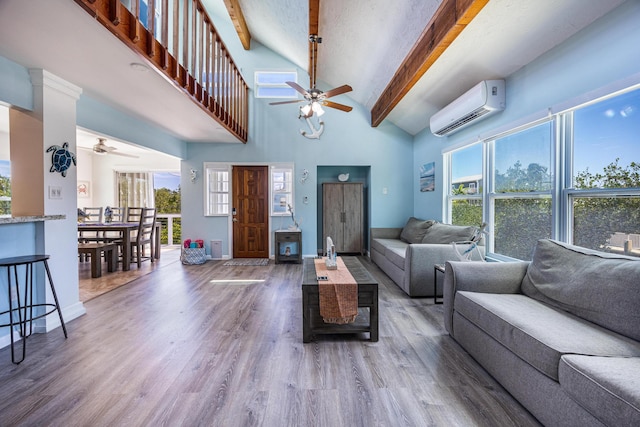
<box><xmin>0</xmin><ymin>257</ymin><xmax>541</xmax><ymax>426</ymax></box>
<box><xmin>78</xmin><ymin>247</ymin><xmax>182</xmax><ymax>302</ymax></box>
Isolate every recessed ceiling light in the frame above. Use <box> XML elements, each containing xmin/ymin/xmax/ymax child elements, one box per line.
<box><xmin>130</xmin><ymin>62</ymin><xmax>149</xmax><ymax>72</ymax></box>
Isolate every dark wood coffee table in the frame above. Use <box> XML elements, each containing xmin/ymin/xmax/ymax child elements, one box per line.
<box><xmin>301</xmin><ymin>256</ymin><xmax>379</xmax><ymax>342</ymax></box>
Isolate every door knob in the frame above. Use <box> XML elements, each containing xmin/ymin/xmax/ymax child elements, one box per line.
<box><xmin>232</xmin><ymin>218</ymin><xmax>238</xmax><ymax>222</ymax></box>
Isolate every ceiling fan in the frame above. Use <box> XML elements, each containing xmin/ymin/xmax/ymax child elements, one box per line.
<box><xmin>270</xmin><ymin>34</ymin><xmax>353</xmax><ymax>117</ymax></box>
<box><xmin>92</xmin><ymin>138</ymin><xmax>139</xmax><ymax>158</ymax></box>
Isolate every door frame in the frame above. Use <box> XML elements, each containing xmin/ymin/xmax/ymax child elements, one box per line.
<box><xmin>228</xmin><ymin>162</ymin><xmax>271</xmax><ymax>258</ymax></box>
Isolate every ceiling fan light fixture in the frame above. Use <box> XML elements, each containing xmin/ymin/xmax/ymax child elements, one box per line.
<box><xmin>301</xmin><ymin>104</ymin><xmax>312</xmax><ymax>116</ymax></box>
<box><xmin>312</xmin><ymin>102</ymin><xmax>325</xmax><ymax>116</ymax></box>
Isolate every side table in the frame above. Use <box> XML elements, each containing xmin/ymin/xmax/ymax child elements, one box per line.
<box><xmin>434</xmin><ymin>264</ymin><xmax>445</xmax><ymax>304</ymax></box>
<box><xmin>275</xmin><ymin>230</ymin><xmax>302</xmax><ymax>264</ymax></box>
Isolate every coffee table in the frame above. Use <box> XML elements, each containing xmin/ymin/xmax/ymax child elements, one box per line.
<box><xmin>301</xmin><ymin>256</ymin><xmax>379</xmax><ymax>342</ymax></box>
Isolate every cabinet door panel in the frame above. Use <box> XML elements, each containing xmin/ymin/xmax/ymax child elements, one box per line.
<box><xmin>342</xmin><ymin>183</ymin><xmax>363</xmax><ymax>253</ymax></box>
<box><xmin>322</xmin><ymin>183</ymin><xmax>344</xmax><ymax>253</ymax></box>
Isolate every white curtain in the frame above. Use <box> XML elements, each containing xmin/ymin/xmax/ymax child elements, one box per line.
<box><xmin>117</xmin><ymin>172</ymin><xmax>155</xmax><ymax>209</ymax></box>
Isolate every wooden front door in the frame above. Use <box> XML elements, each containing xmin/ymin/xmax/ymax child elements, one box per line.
<box><xmin>232</xmin><ymin>166</ymin><xmax>269</xmax><ymax>258</ymax></box>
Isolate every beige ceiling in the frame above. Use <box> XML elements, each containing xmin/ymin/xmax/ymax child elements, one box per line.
<box><xmin>0</xmin><ymin>0</ymin><xmax>627</xmax><ymax>146</ymax></box>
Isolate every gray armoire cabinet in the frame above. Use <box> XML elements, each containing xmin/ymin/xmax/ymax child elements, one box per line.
<box><xmin>322</xmin><ymin>182</ymin><xmax>363</xmax><ymax>254</ymax></box>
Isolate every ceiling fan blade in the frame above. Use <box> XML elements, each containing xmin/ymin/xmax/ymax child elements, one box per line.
<box><xmin>285</xmin><ymin>81</ymin><xmax>310</xmax><ymax>97</ymax></box>
<box><xmin>322</xmin><ymin>84</ymin><xmax>352</xmax><ymax>99</ymax></box>
<box><xmin>322</xmin><ymin>100</ymin><xmax>353</xmax><ymax>112</ymax></box>
<box><xmin>269</xmin><ymin>99</ymin><xmax>305</xmax><ymax>106</ymax></box>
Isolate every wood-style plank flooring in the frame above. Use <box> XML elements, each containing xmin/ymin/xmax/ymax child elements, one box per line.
<box><xmin>0</xmin><ymin>256</ymin><xmax>541</xmax><ymax>426</ymax></box>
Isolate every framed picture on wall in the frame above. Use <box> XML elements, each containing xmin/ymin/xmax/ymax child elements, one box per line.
<box><xmin>420</xmin><ymin>162</ymin><xmax>435</xmax><ymax>192</ymax></box>
<box><xmin>77</xmin><ymin>181</ymin><xmax>90</xmax><ymax>198</ymax></box>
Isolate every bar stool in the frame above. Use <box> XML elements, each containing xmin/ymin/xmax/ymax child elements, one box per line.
<box><xmin>0</xmin><ymin>255</ymin><xmax>68</xmax><ymax>364</ymax></box>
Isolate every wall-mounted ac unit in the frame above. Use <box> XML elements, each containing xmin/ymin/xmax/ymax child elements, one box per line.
<box><xmin>430</xmin><ymin>80</ymin><xmax>505</xmax><ymax>137</ymax></box>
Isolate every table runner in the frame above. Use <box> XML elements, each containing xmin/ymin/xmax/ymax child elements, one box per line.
<box><xmin>314</xmin><ymin>257</ymin><xmax>358</xmax><ymax>324</ymax></box>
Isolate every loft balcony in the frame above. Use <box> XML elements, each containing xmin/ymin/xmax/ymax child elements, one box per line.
<box><xmin>74</xmin><ymin>0</ymin><xmax>248</xmax><ymax>143</ymax></box>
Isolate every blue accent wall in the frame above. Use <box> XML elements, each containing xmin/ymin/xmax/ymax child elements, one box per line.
<box><xmin>413</xmin><ymin>0</ymin><xmax>640</xmax><ymax>221</ymax></box>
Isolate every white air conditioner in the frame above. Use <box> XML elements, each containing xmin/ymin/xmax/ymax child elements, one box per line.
<box><xmin>430</xmin><ymin>80</ymin><xmax>505</xmax><ymax>137</ymax></box>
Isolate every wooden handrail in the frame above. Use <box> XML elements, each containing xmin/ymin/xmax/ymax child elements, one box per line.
<box><xmin>74</xmin><ymin>0</ymin><xmax>248</xmax><ymax>143</ymax></box>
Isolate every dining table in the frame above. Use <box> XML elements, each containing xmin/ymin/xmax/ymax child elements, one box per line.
<box><xmin>77</xmin><ymin>222</ymin><xmax>140</xmax><ymax>271</ymax></box>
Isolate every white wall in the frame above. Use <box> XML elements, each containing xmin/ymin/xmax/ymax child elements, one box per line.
<box><xmin>76</xmin><ymin>144</ymin><xmax>180</xmax><ymax>209</ymax></box>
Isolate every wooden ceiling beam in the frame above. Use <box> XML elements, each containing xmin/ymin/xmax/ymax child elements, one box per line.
<box><xmin>308</xmin><ymin>0</ymin><xmax>320</xmax><ymax>87</ymax></box>
<box><xmin>370</xmin><ymin>0</ymin><xmax>489</xmax><ymax>127</ymax></box>
<box><xmin>223</xmin><ymin>0</ymin><xmax>251</xmax><ymax>50</ymax></box>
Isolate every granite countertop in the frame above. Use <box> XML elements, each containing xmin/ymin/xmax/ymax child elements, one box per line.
<box><xmin>0</xmin><ymin>215</ymin><xmax>66</xmax><ymax>225</ymax></box>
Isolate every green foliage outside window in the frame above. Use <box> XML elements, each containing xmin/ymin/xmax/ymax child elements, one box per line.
<box><xmin>154</xmin><ymin>187</ymin><xmax>181</xmax><ymax>244</ymax></box>
<box><xmin>452</xmin><ymin>159</ymin><xmax>640</xmax><ymax>260</ymax></box>
<box><xmin>573</xmin><ymin>159</ymin><xmax>640</xmax><ymax>251</ymax></box>
<box><xmin>0</xmin><ymin>174</ymin><xmax>10</xmax><ymax>215</ymax></box>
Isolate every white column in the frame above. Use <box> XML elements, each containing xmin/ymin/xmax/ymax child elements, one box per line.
<box><xmin>11</xmin><ymin>69</ymin><xmax>87</xmax><ymax>332</ymax></box>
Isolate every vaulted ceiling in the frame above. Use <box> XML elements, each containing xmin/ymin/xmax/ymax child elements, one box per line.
<box><xmin>0</xmin><ymin>0</ymin><xmax>627</xmax><ymax>149</ymax></box>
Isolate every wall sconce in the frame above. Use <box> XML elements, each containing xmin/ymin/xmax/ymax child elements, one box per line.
<box><xmin>190</xmin><ymin>169</ymin><xmax>198</xmax><ymax>183</ymax></box>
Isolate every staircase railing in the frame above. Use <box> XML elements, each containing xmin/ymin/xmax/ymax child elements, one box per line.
<box><xmin>74</xmin><ymin>0</ymin><xmax>248</xmax><ymax>142</ymax></box>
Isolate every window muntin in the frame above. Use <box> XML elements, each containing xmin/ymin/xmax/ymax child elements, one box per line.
<box><xmin>255</xmin><ymin>71</ymin><xmax>298</xmax><ymax>99</ymax></box>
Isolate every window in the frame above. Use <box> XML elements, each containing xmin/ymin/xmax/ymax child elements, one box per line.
<box><xmin>0</xmin><ymin>105</ymin><xmax>10</xmax><ymax>216</ymax></box>
<box><xmin>205</xmin><ymin>163</ymin><xmax>230</xmax><ymax>216</ymax></box>
<box><xmin>490</xmin><ymin>122</ymin><xmax>553</xmax><ymax>260</ymax></box>
<box><xmin>447</xmin><ymin>143</ymin><xmax>482</xmax><ymax>227</ymax></box>
<box><xmin>271</xmin><ymin>164</ymin><xmax>294</xmax><ymax>215</ymax></box>
<box><xmin>0</xmin><ymin>160</ymin><xmax>10</xmax><ymax>216</ymax></box>
<box><xmin>117</xmin><ymin>172</ymin><xmax>155</xmax><ymax>209</ymax></box>
<box><xmin>445</xmin><ymin>84</ymin><xmax>640</xmax><ymax>260</ymax></box>
<box><xmin>254</xmin><ymin>71</ymin><xmax>298</xmax><ymax>99</ymax></box>
<box><xmin>569</xmin><ymin>87</ymin><xmax>640</xmax><ymax>254</ymax></box>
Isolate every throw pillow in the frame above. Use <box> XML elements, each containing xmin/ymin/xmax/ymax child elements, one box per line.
<box><xmin>400</xmin><ymin>217</ymin><xmax>435</xmax><ymax>243</ymax></box>
<box><xmin>522</xmin><ymin>239</ymin><xmax>640</xmax><ymax>342</ymax></box>
<box><xmin>421</xmin><ymin>222</ymin><xmax>477</xmax><ymax>244</ymax></box>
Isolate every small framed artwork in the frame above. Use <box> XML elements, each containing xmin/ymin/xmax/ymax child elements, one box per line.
<box><xmin>77</xmin><ymin>181</ymin><xmax>90</xmax><ymax>198</ymax></box>
<box><xmin>420</xmin><ymin>162</ymin><xmax>435</xmax><ymax>192</ymax></box>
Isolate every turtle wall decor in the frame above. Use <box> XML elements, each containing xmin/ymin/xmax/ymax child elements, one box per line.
<box><xmin>47</xmin><ymin>142</ymin><xmax>76</xmax><ymax>177</ymax></box>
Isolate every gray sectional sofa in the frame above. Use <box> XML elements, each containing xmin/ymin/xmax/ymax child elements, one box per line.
<box><xmin>444</xmin><ymin>239</ymin><xmax>640</xmax><ymax>426</ymax></box>
<box><xmin>370</xmin><ymin>217</ymin><xmax>483</xmax><ymax>297</ymax></box>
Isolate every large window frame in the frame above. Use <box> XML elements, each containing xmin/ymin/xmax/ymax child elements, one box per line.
<box><xmin>444</xmin><ymin>83</ymin><xmax>640</xmax><ymax>260</ymax></box>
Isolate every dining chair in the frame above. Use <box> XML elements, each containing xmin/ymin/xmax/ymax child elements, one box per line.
<box><xmin>126</xmin><ymin>207</ymin><xmax>144</xmax><ymax>223</ymax></box>
<box><xmin>102</xmin><ymin>207</ymin><xmax>126</xmax><ymax>243</ymax></box>
<box><xmin>78</xmin><ymin>207</ymin><xmax>104</xmax><ymax>262</ymax></box>
<box><xmin>129</xmin><ymin>207</ymin><xmax>157</xmax><ymax>268</ymax></box>
<box><xmin>82</xmin><ymin>207</ymin><xmax>103</xmax><ymax>223</ymax></box>
<box><xmin>78</xmin><ymin>206</ymin><xmax>104</xmax><ymax>245</ymax></box>
<box><xmin>109</xmin><ymin>207</ymin><xmax>125</xmax><ymax>223</ymax></box>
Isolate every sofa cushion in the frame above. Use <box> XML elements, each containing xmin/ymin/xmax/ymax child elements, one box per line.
<box><xmin>522</xmin><ymin>239</ymin><xmax>640</xmax><ymax>341</ymax></box>
<box><xmin>399</xmin><ymin>217</ymin><xmax>435</xmax><ymax>243</ymax></box>
<box><xmin>559</xmin><ymin>355</ymin><xmax>640</xmax><ymax>426</ymax></box>
<box><xmin>385</xmin><ymin>246</ymin><xmax>406</xmax><ymax>270</ymax></box>
<box><xmin>455</xmin><ymin>291</ymin><xmax>640</xmax><ymax>381</ymax></box>
<box><xmin>421</xmin><ymin>222</ymin><xmax>477</xmax><ymax>244</ymax></box>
